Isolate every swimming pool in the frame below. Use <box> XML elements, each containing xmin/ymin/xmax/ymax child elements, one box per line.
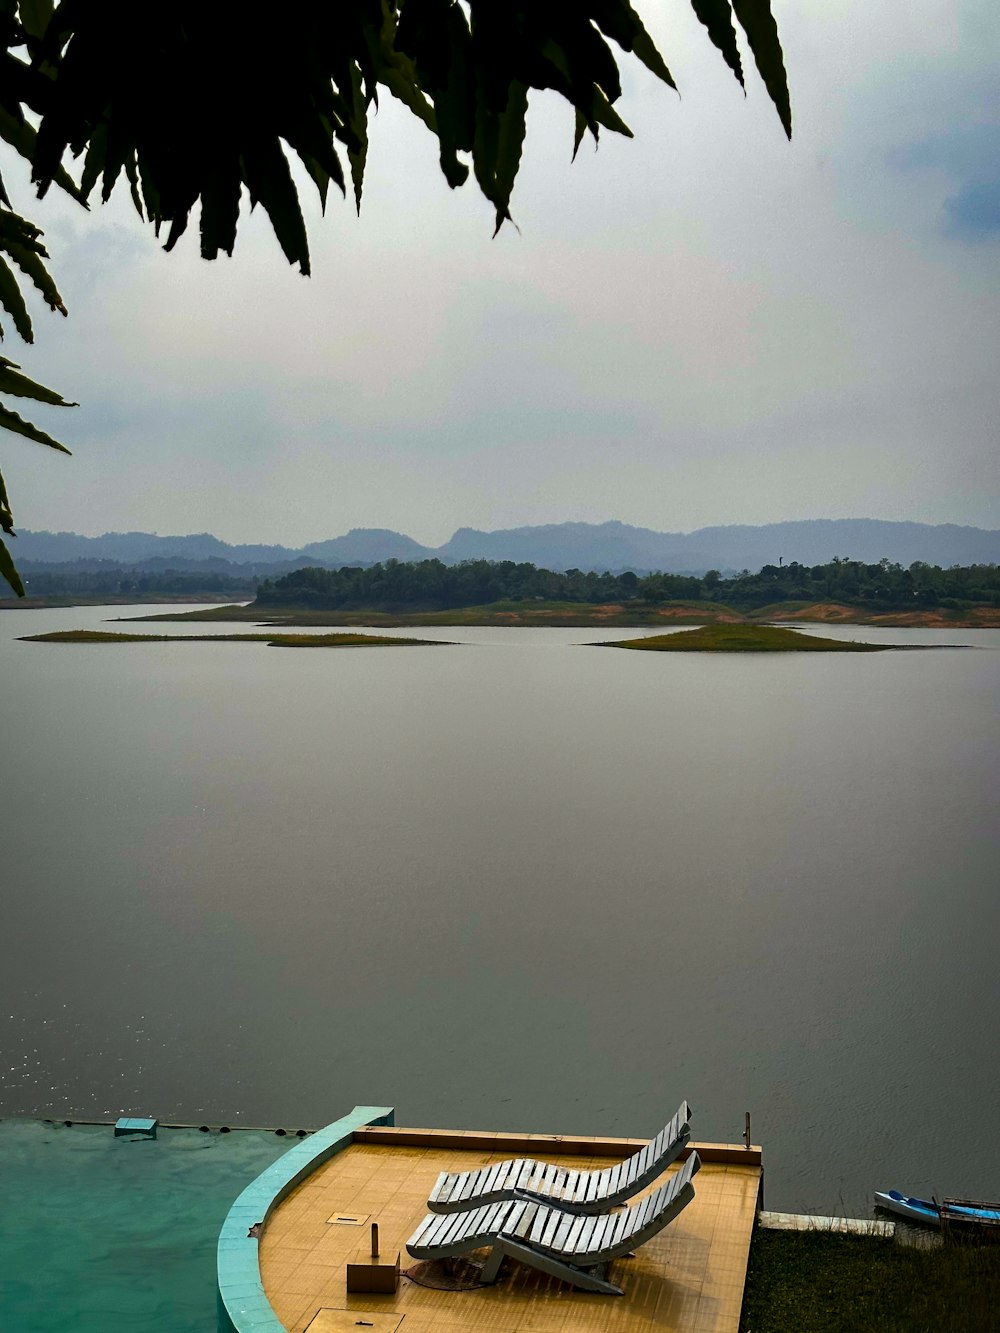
<box><xmin>0</xmin><ymin>1119</ymin><xmax>292</xmax><ymax>1333</ymax></box>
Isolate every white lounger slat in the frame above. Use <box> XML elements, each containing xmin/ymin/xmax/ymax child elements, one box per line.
<box><xmin>563</xmin><ymin>1214</ymin><xmax>592</xmax><ymax>1255</ymax></box>
<box><xmin>539</xmin><ymin>1205</ymin><xmax>565</xmax><ymax>1248</ymax></box>
<box><xmin>586</xmin><ymin>1210</ymin><xmax>619</xmax><ymax>1254</ymax></box>
<box><xmin>527</xmin><ymin>1206</ymin><xmax>551</xmax><ymax>1244</ymax></box>
<box><xmin>605</xmin><ymin>1161</ymin><xmax>624</xmax><ymax>1195</ymax></box>
<box><xmin>425</xmin><ymin>1101</ymin><xmax>693</xmax><ymax>1215</ymax></box>
<box><xmin>516</xmin><ymin>1159</ymin><xmax>537</xmax><ymax>1191</ymax></box>
<box><xmin>500</xmin><ymin>1201</ymin><xmax>529</xmax><ymax>1236</ymax></box>
<box><xmin>408</xmin><ymin>1152</ymin><xmax>702</xmax><ymax>1297</ymax></box>
<box><xmin>436</xmin><ymin>1205</ymin><xmax>484</xmax><ymax>1247</ymax></box>
<box><xmin>501</xmin><ymin>1158</ymin><xmax>526</xmax><ymax>1191</ymax></box>
<box><xmin>586</xmin><ymin>1169</ymin><xmax>603</xmax><ymax>1203</ymax></box>
<box><xmin>612</xmin><ymin>1205</ymin><xmax>636</xmax><ymax>1244</ymax></box>
<box><xmin>407</xmin><ymin>1212</ymin><xmax>442</xmax><ymax>1248</ymax></box>
<box><xmin>573</xmin><ymin>1216</ymin><xmax>601</xmax><ymax>1254</ymax></box>
<box><xmin>539</xmin><ymin>1162</ymin><xmax>560</xmax><ymax>1198</ymax></box>
<box><xmin>481</xmin><ymin>1162</ymin><xmax>508</xmax><ymax>1198</ymax></box>
<box><xmin>634</xmin><ymin>1194</ymin><xmax>658</xmax><ymax>1232</ymax></box>
<box><xmin>453</xmin><ymin>1168</ymin><xmax>484</xmax><ymax>1204</ymax></box>
<box><xmin>428</xmin><ymin>1170</ymin><xmax>452</xmax><ymax>1202</ymax></box>
<box><xmin>552</xmin><ymin>1210</ymin><xmax>577</xmax><ymax>1251</ymax></box>
<box><xmin>423</xmin><ymin>1212</ymin><xmax>462</xmax><ymax>1248</ymax></box>
<box><xmin>434</xmin><ymin>1171</ymin><xmax>461</xmax><ymax>1204</ymax></box>
<box><xmin>524</xmin><ymin>1162</ymin><xmax>543</xmax><ymax>1194</ymax></box>
<box><xmin>560</xmin><ymin>1169</ymin><xmax>582</xmax><ymax>1201</ymax></box>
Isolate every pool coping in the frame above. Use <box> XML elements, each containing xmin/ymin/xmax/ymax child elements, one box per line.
<box><xmin>216</xmin><ymin>1104</ymin><xmax>394</xmax><ymax>1333</ymax></box>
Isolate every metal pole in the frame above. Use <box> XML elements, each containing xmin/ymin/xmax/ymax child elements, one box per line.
<box><xmin>744</xmin><ymin>1111</ymin><xmax>751</xmax><ymax>1150</ymax></box>
<box><xmin>371</xmin><ymin>1222</ymin><xmax>379</xmax><ymax>1259</ymax></box>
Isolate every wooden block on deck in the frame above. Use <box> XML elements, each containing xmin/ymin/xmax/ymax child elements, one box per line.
<box><xmin>345</xmin><ymin>1252</ymin><xmax>400</xmax><ymax>1294</ymax></box>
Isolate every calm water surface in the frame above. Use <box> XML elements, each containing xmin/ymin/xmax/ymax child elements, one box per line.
<box><xmin>2</xmin><ymin>604</ymin><xmax>998</xmax><ymax>1212</ymax></box>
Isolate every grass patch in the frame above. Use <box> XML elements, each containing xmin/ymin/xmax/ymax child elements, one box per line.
<box><xmin>600</xmin><ymin>624</ymin><xmax>890</xmax><ymax>652</ymax></box>
<box><xmin>19</xmin><ymin>630</ymin><xmax>444</xmax><ymax>648</ymax></box>
<box><xmin>740</xmin><ymin>1228</ymin><xmax>1000</xmax><ymax>1333</ymax></box>
<box><xmin>123</xmin><ymin>603</ymin><xmax>255</xmax><ymax>621</ymax></box>
<box><xmin>746</xmin><ymin>600</ymin><xmax>841</xmax><ymax>619</ymax></box>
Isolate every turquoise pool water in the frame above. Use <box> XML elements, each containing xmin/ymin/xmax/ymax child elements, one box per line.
<box><xmin>0</xmin><ymin>1119</ymin><xmax>292</xmax><ymax>1332</ymax></box>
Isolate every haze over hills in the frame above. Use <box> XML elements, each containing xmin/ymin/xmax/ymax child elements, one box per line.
<box><xmin>15</xmin><ymin>518</ymin><xmax>1000</xmax><ymax>577</ymax></box>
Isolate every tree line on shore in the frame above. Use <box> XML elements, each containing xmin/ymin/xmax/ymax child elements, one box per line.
<box><xmin>255</xmin><ymin>557</ymin><xmax>1000</xmax><ymax>611</ymax></box>
<box><xmin>17</xmin><ymin>567</ymin><xmax>256</xmax><ymax>600</ymax></box>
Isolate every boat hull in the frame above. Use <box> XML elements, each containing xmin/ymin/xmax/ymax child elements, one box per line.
<box><xmin>875</xmin><ymin>1190</ymin><xmax>1000</xmax><ymax>1230</ymax></box>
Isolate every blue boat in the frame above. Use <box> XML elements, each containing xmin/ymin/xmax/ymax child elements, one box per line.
<box><xmin>875</xmin><ymin>1189</ymin><xmax>1000</xmax><ymax>1230</ymax></box>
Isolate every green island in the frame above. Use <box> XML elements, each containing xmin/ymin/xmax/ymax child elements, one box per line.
<box><xmin>740</xmin><ymin>1228</ymin><xmax>999</xmax><ymax>1333</ymax></box>
<box><xmin>105</xmin><ymin>555</ymin><xmax>1000</xmax><ymax>629</ymax></box>
<box><xmin>18</xmin><ymin>630</ymin><xmax>445</xmax><ymax>648</ymax></box>
<box><xmin>601</xmin><ymin>624</ymin><xmax>902</xmax><ymax>652</ymax></box>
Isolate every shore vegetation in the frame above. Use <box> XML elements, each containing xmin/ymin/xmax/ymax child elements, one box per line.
<box><xmin>10</xmin><ymin>555</ymin><xmax>1000</xmax><ymax>627</ymax></box>
<box><xmin>253</xmin><ymin>556</ymin><xmax>1000</xmax><ymax>617</ymax></box>
<box><xmin>740</xmin><ymin>1229</ymin><xmax>1000</xmax><ymax>1333</ymax></box>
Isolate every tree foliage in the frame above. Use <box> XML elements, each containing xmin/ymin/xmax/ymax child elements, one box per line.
<box><xmin>0</xmin><ymin>1</ymin><xmax>790</xmax><ymax>593</ymax></box>
<box><xmin>256</xmin><ymin>556</ymin><xmax>1000</xmax><ymax>613</ymax></box>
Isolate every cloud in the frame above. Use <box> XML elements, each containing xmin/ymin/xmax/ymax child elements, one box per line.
<box><xmin>4</xmin><ymin>3</ymin><xmax>1000</xmax><ymax>544</ymax></box>
<box><xmin>891</xmin><ymin>122</ymin><xmax>1000</xmax><ymax>240</ymax></box>
<box><xmin>945</xmin><ymin>174</ymin><xmax>1000</xmax><ymax>239</ymax></box>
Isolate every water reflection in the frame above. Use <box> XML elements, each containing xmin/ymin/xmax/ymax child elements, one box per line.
<box><xmin>2</xmin><ymin>604</ymin><xmax>998</xmax><ymax>1211</ymax></box>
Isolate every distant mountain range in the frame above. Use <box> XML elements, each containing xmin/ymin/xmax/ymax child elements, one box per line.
<box><xmin>16</xmin><ymin>519</ymin><xmax>1000</xmax><ymax>577</ymax></box>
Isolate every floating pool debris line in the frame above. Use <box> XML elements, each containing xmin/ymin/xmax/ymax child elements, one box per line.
<box><xmin>114</xmin><ymin>1116</ymin><xmax>158</xmax><ymax>1139</ymax></box>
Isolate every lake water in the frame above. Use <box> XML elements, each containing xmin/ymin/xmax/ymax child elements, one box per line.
<box><xmin>2</xmin><ymin>604</ymin><xmax>998</xmax><ymax>1214</ymax></box>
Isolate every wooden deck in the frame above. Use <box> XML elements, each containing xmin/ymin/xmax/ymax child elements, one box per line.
<box><xmin>259</xmin><ymin>1128</ymin><xmax>761</xmax><ymax>1333</ymax></box>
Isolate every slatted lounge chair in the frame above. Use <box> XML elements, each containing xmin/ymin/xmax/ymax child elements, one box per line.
<box><xmin>408</xmin><ymin>1150</ymin><xmax>701</xmax><ymax>1295</ymax></box>
<box><xmin>427</xmin><ymin>1100</ymin><xmax>692</xmax><ymax>1215</ymax></box>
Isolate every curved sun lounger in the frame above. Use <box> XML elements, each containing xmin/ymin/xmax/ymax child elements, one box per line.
<box><xmin>408</xmin><ymin>1150</ymin><xmax>701</xmax><ymax>1295</ymax></box>
<box><xmin>427</xmin><ymin>1101</ymin><xmax>692</xmax><ymax>1215</ymax></box>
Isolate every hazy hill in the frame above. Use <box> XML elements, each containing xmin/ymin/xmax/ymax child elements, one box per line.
<box><xmin>439</xmin><ymin>521</ymin><xmax>692</xmax><ymax>569</ymax></box>
<box><xmin>299</xmin><ymin>528</ymin><xmax>430</xmax><ymax>563</ymax></box>
<box><xmin>16</xmin><ymin>518</ymin><xmax>1000</xmax><ymax>576</ymax></box>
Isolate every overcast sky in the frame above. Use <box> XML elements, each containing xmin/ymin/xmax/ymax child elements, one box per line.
<box><xmin>3</xmin><ymin>0</ymin><xmax>998</xmax><ymax>547</ymax></box>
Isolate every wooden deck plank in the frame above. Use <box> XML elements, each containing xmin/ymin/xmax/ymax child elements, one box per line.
<box><xmin>260</xmin><ymin>1135</ymin><xmax>761</xmax><ymax>1333</ymax></box>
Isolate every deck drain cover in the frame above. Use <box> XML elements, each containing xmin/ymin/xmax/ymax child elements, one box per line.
<box><xmin>305</xmin><ymin>1311</ymin><xmax>402</xmax><ymax>1332</ymax></box>
<box><xmin>326</xmin><ymin>1212</ymin><xmax>370</xmax><ymax>1225</ymax></box>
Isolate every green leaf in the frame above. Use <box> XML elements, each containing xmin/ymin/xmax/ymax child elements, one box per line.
<box><xmin>572</xmin><ymin>108</ymin><xmax>588</xmax><ymax>160</ymax></box>
<box><xmin>490</xmin><ymin>80</ymin><xmax>528</xmax><ymax>234</ymax></box>
<box><xmin>16</xmin><ymin>0</ymin><xmax>54</xmax><ymax>42</ymax></box>
<box><xmin>731</xmin><ymin>0</ymin><xmax>792</xmax><ymax>136</ymax></box>
<box><xmin>0</xmin><ymin>531</ymin><xmax>25</xmax><ymax>597</ymax></box>
<box><xmin>0</xmin><ymin>461</ymin><xmax>13</xmax><ymax>533</ymax></box>
<box><xmin>589</xmin><ymin>87</ymin><xmax>633</xmax><ymax>139</ymax></box>
<box><xmin>379</xmin><ymin>62</ymin><xmax>438</xmax><ymax>132</ymax></box>
<box><xmin>123</xmin><ymin>155</ymin><xmax>144</xmax><ymax>216</ymax></box>
<box><xmin>346</xmin><ymin>58</ymin><xmax>369</xmax><ymax>211</ymax></box>
<box><xmin>0</xmin><ymin>253</ymin><xmax>33</xmax><ymax>341</ymax></box>
<box><xmin>689</xmin><ymin>0</ymin><xmax>745</xmax><ymax>88</ymax></box>
<box><xmin>296</xmin><ymin>151</ymin><xmax>332</xmax><ymax>215</ymax></box>
<box><xmin>591</xmin><ymin>1</ymin><xmax>678</xmax><ymax>91</ymax></box>
<box><xmin>199</xmin><ymin>161</ymin><xmax>242</xmax><ymax>260</ymax></box>
<box><xmin>0</xmin><ymin>400</ymin><xmax>72</xmax><ymax>451</ymax></box>
<box><xmin>240</xmin><ymin>139</ymin><xmax>311</xmax><ymax>274</ymax></box>
<box><xmin>0</xmin><ymin>355</ymin><xmax>76</xmax><ymax>405</ymax></box>
<box><xmin>0</xmin><ymin>233</ymin><xmax>67</xmax><ymax>315</ymax></box>
<box><xmin>80</xmin><ymin>121</ymin><xmax>108</xmax><ymax>202</ymax></box>
<box><xmin>0</xmin><ymin>106</ymin><xmax>85</xmax><ymax>203</ymax></box>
